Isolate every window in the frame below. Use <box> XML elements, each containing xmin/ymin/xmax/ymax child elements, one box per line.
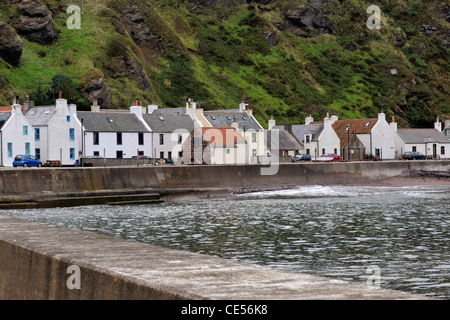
<box><xmin>138</xmin><ymin>133</ymin><xmax>144</xmax><ymax>145</ymax></box>
<box><xmin>25</xmin><ymin>142</ymin><xmax>30</xmax><ymax>155</ymax></box>
<box><xmin>138</xmin><ymin>150</ymin><xmax>144</xmax><ymax>156</ymax></box>
<box><xmin>441</xmin><ymin>146</ymin><xmax>445</xmax><ymax>155</ymax></box>
<box><xmin>93</xmin><ymin>132</ymin><xmax>99</xmax><ymax>145</ymax></box>
<box><xmin>117</xmin><ymin>132</ymin><xmax>122</xmax><ymax>145</ymax></box>
<box><xmin>159</xmin><ymin>134</ymin><xmax>164</xmax><ymax>145</ymax></box>
<box><xmin>69</xmin><ymin>128</ymin><xmax>75</xmax><ymax>141</ymax></box>
<box><xmin>160</xmin><ymin>151</ymin><xmax>164</xmax><ymax>159</ymax></box>
<box><xmin>178</xmin><ymin>134</ymin><xmax>182</xmax><ymax>145</ymax></box>
<box><xmin>93</xmin><ymin>151</ymin><xmax>99</xmax><ymax>156</ymax></box>
<box><xmin>334</xmin><ymin>148</ymin><xmax>338</xmax><ymax>154</ymax></box>
<box><xmin>168</xmin><ymin>151</ymin><xmax>172</xmax><ymax>159</ymax></box>
<box><xmin>178</xmin><ymin>151</ymin><xmax>183</xmax><ymax>158</ymax></box>
<box><xmin>305</xmin><ymin>135</ymin><xmax>310</xmax><ymax>143</ymax></box>
<box><xmin>23</xmin><ymin>126</ymin><xmax>28</xmax><ymax>136</ymax></box>
<box><xmin>412</xmin><ymin>146</ymin><xmax>417</xmax><ymax>152</ymax></box>
<box><xmin>7</xmin><ymin>143</ymin><xmax>12</xmax><ymax>157</ymax></box>
<box><xmin>70</xmin><ymin>148</ymin><xmax>75</xmax><ymax>160</ymax></box>
<box><xmin>67</xmin><ymin>115</ymin><xmax>71</xmax><ymax>123</ymax></box>
<box><xmin>322</xmin><ymin>148</ymin><xmax>325</xmax><ymax>155</ymax></box>
<box><xmin>306</xmin><ymin>149</ymin><xmax>310</xmax><ymax>155</ymax></box>
<box><xmin>116</xmin><ymin>151</ymin><xmax>123</xmax><ymax>159</ymax></box>
<box><xmin>35</xmin><ymin>128</ymin><xmax>40</xmax><ymax>141</ymax></box>
<box><xmin>226</xmin><ymin>149</ymin><xmax>230</xmax><ymax>154</ymax></box>
<box><xmin>35</xmin><ymin>148</ymin><xmax>40</xmax><ymax>160</ymax></box>
<box><xmin>252</xmin><ymin>149</ymin><xmax>257</xmax><ymax>156</ymax></box>
<box><xmin>252</xmin><ymin>133</ymin><xmax>257</xmax><ymax>143</ymax></box>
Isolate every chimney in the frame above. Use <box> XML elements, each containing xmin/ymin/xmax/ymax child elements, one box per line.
<box><xmin>239</xmin><ymin>101</ymin><xmax>247</xmax><ymax>112</ymax></box>
<box><xmin>284</xmin><ymin>123</ymin><xmax>292</xmax><ymax>134</ymax></box>
<box><xmin>130</xmin><ymin>104</ymin><xmax>143</xmax><ymax>119</ymax></box>
<box><xmin>91</xmin><ymin>100</ymin><xmax>100</xmax><ymax>112</ymax></box>
<box><xmin>445</xmin><ymin>117</ymin><xmax>450</xmax><ymax>130</ymax></box>
<box><xmin>331</xmin><ymin>115</ymin><xmax>338</xmax><ymax>124</ymax></box>
<box><xmin>55</xmin><ymin>92</ymin><xmax>67</xmax><ymax>111</ymax></box>
<box><xmin>390</xmin><ymin>115</ymin><xmax>397</xmax><ymax>132</ymax></box>
<box><xmin>434</xmin><ymin>117</ymin><xmax>442</xmax><ymax>132</ymax></box>
<box><xmin>12</xmin><ymin>101</ymin><xmax>22</xmax><ymax>115</ymax></box>
<box><xmin>323</xmin><ymin>112</ymin><xmax>332</xmax><ymax>127</ymax></box>
<box><xmin>268</xmin><ymin>115</ymin><xmax>276</xmax><ymax>130</ymax></box>
<box><xmin>148</xmin><ymin>104</ymin><xmax>158</xmax><ymax>114</ymax></box>
<box><xmin>378</xmin><ymin>110</ymin><xmax>386</xmax><ymax>122</ymax></box>
<box><xmin>305</xmin><ymin>114</ymin><xmax>314</xmax><ymax>125</ymax></box>
<box><xmin>231</xmin><ymin>118</ymin><xmax>239</xmax><ymax>131</ymax></box>
<box><xmin>186</xmin><ymin>98</ymin><xmax>197</xmax><ymax>120</ymax></box>
<box><xmin>23</xmin><ymin>96</ymin><xmax>34</xmax><ymax>114</ymax></box>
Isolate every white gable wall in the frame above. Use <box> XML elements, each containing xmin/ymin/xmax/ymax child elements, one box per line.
<box><xmin>0</xmin><ymin>107</ymin><xmax>35</xmax><ymax>166</ymax></box>
<box><xmin>370</xmin><ymin>113</ymin><xmax>396</xmax><ymax>159</ymax></box>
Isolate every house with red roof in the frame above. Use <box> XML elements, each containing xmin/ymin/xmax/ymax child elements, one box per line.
<box><xmin>181</xmin><ymin>126</ymin><xmax>246</xmax><ymax>165</ymax></box>
<box><xmin>332</xmin><ymin>111</ymin><xmax>397</xmax><ymax>160</ymax></box>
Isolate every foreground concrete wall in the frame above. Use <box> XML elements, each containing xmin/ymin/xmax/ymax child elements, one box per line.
<box><xmin>0</xmin><ymin>160</ymin><xmax>448</xmax><ymax>198</ymax></box>
<box><xmin>0</xmin><ymin>215</ymin><xmax>428</xmax><ymax>300</ymax></box>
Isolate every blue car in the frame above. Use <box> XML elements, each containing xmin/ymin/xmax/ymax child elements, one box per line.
<box><xmin>13</xmin><ymin>155</ymin><xmax>43</xmax><ymax>167</ymax></box>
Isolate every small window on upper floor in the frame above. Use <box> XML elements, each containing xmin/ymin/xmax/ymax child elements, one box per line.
<box><xmin>67</xmin><ymin>115</ymin><xmax>71</xmax><ymax>123</ymax></box>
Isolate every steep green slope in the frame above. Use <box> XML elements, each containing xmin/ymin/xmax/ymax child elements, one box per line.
<box><xmin>0</xmin><ymin>0</ymin><xmax>448</xmax><ymax>128</ymax></box>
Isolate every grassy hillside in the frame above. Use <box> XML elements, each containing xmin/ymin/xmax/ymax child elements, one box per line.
<box><xmin>0</xmin><ymin>0</ymin><xmax>448</xmax><ymax>128</ymax></box>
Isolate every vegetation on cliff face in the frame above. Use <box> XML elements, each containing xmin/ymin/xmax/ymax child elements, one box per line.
<box><xmin>0</xmin><ymin>0</ymin><xmax>448</xmax><ymax>127</ymax></box>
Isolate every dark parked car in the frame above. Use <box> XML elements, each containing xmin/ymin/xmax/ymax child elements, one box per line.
<box><xmin>402</xmin><ymin>151</ymin><xmax>426</xmax><ymax>160</ymax></box>
<box><xmin>292</xmin><ymin>154</ymin><xmax>312</xmax><ymax>162</ymax></box>
<box><xmin>13</xmin><ymin>155</ymin><xmax>43</xmax><ymax>167</ymax></box>
<box><xmin>164</xmin><ymin>158</ymin><xmax>174</xmax><ymax>164</ymax></box>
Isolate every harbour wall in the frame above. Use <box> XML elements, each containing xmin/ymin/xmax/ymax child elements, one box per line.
<box><xmin>0</xmin><ymin>160</ymin><xmax>448</xmax><ymax>201</ymax></box>
<box><xmin>0</xmin><ymin>215</ymin><xmax>431</xmax><ymax>300</ymax></box>
<box><xmin>1</xmin><ymin>160</ymin><xmax>447</xmax><ymax>299</ymax></box>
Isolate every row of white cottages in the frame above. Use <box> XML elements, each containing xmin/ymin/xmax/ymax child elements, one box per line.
<box><xmin>0</xmin><ymin>94</ymin><xmax>449</xmax><ymax>166</ymax></box>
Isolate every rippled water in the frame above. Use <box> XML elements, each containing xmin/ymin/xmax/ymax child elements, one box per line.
<box><xmin>2</xmin><ymin>184</ymin><xmax>449</xmax><ymax>299</ymax></box>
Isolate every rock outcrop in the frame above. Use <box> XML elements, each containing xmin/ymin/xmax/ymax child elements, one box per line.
<box><xmin>16</xmin><ymin>0</ymin><xmax>56</xmax><ymax>45</ymax></box>
<box><xmin>80</xmin><ymin>77</ymin><xmax>113</xmax><ymax>108</ymax></box>
<box><xmin>0</xmin><ymin>22</ymin><xmax>23</xmax><ymax>66</ymax></box>
<box><xmin>284</xmin><ymin>3</ymin><xmax>333</xmax><ymax>38</ymax></box>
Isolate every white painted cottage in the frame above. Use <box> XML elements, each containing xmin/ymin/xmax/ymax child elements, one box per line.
<box><xmin>77</xmin><ymin>102</ymin><xmax>151</xmax><ymax>159</ymax></box>
<box><xmin>0</xmin><ymin>101</ymin><xmax>35</xmax><ymax>166</ymax></box>
<box><xmin>24</xmin><ymin>94</ymin><xmax>82</xmax><ymax>165</ymax></box>
<box><xmin>332</xmin><ymin>111</ymin><xmax>397</xmax><ymax>159</ymax></box>
<box><xmin>274</xmin><ymin>113</ymin><xmax>341</xmax><ymax>158</ymax></box>
<box><xmin>393</xmin><ymin>118</ymin><xmax>450</xmax><ymax>159</ymax></box>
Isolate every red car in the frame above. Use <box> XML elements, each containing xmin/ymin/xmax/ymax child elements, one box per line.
<box><xmin>318</xmin><ymin>153</ymin><xmax>342</xmax><ymax>162</ymax></box>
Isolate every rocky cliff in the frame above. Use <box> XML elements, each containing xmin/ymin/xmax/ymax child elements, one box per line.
<box><xmin>0</xmin><ymin>0</ymin><xmax>448</xmax><ymax>127</ymax></box>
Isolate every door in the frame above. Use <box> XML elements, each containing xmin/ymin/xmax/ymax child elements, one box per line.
<box><xmin>433</xmin><ymin>144</ymin><xmax>437</xmax><ymax>158</ymax></box>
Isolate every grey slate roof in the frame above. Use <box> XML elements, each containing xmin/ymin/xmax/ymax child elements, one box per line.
<box><xmin>204</xmin><ymin>111</ymin><xmax>262</xmax><ymax>131</ymax></box>
<box><xmin>397</xmin><ymin>129</ymin><xmax>450</xmax><ymax>144</ymax></box>
<box><xmin>0</xmin><ymin>112</ymin><xmax>11</xmax><ymax>129</ymax></box>
<box><xmin>142</xmin><ymin>114</ymin><xmax>195</xmax><ymax>133</ymax></box>
<box><xmin>151</xmin><ymin>108</ymin><xmax>187</xmax><ymax>115</ymax></box>
<box><xmin>25</xmin><ymin>106</ymin><xmax>56</xmax><ymax>126</ymax></box>
<box><xmin>265</xmin><ymin>129</ymin><xmax>303</xmax><ymax>151</ymax></box>
<box><xmin>275</xmin><ymin>124</ymin><xmax>324</xmax><ymax>143</ymax></box>
<box><xmin>77</xmin><ymin>112</ymin><xmax>149</xmax><ymax>133</ymax></box>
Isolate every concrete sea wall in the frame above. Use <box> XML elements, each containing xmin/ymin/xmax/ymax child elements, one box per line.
<box><xmin>0</xmin><ymin>215</ymin><xmax>430</xmax><ymax>300</ymax></box>
<box><xmin>0</xmin><ymin>160</ymin><xmax>449</xmax><ymax>200</ymax></box>
<box><xmin>1</xmin><ymin>160</ymin><xmax>447</xmax><ymax>300</ymax></box>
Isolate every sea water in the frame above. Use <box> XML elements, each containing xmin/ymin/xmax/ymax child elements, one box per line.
<box><xmin>2</xmin><ymin>184</ymin><xmax>449</xmax><ymax>299</ymax></box>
